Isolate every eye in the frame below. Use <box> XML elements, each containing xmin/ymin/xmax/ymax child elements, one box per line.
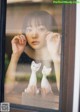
<box><xmin>26</xmin><ymin>27</ymin><xmax>32</xmax><ymax>32</ymax></box>
<box><xmin>32</xmin><ymin>65</ymin><xmax>35</xmax><ymax>67</ymax></box>
<box><xmin>38</xmin><ymin>26</ymin><xmax>46</xmax><ymax>32</ymax></box>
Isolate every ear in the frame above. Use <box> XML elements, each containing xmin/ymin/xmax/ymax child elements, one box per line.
<box><xmin>49</xmin><ymin>68</ymin><xmax>52</xmax><ymax>72</ymax></box>
<box><xmin>39</xmin><ymin>63</ymin><xmax>41</xmax><ymax>67</ymax></box>
<box><xmin>32</xmin><ymin>61</ymin><xmax>35</xmax><ymax>65</ymax></box>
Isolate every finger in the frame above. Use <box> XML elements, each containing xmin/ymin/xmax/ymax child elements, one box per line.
<box><xmin>12</xmin><ymin>35</ymin><xmax>24</xmax><ymax>45</ymax></box>
<box><xmin>53</xmin><ymin>33</ymin><xmax>61</xmax><ymax>39</ymax></box>
<box><xmin>19</xmin><ymin>34</ymin><xmax>26</xmax><ymax>41</ymax></box>
<box><xmin>19</xmin><ymin>34</ymin><xmax>27</xmax><ymax>45</ymax></box>
<box><xmin>53</xmin><ymin>33</ymin><xmax>61</xmax><ymax>42</ymax></box>
<box><xmin>11</xmin><ymin>36</ymin><xmax>20</xmax><ymax>44</ymax></box>
<box><xmin>46</xmin><ymin>32</ymin><xmax>53</xmax><ymax>42</ymax></box>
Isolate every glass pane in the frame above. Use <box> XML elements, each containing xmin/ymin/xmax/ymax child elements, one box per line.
<box><xmin>4</xmin><ymin>0</ymin><xmax>62</xmax><ymax>110</ymax></box>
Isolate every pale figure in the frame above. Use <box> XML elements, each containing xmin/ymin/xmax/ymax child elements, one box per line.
<box><xmin>24</xmin><ymin>61</ymin><xmax>41</xmax><ymax>95</ymax></box>
<box><xmin>41</xmin><ymin>65</ymin><xmax>53</xmax><ymax>96</ymax></box>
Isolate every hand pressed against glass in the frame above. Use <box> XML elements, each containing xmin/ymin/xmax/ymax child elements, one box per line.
<box><xmin>46</xmin><ymin>32</ymin><xmax>61</xmax><ymax>61</ymax></box>
<box><xmin>11</xmin><ymin>35</ymin><xmax>27</xmax><ymax>55</ymax></box>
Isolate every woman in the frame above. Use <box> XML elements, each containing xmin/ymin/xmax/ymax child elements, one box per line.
<box><xmin>6</xmin><ymin>10</ymin><xmax>61</xmax><ymax>92</ymax></box>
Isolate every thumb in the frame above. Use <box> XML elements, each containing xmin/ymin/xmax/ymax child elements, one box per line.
<box><xmin>46</xmin><ymin>32</ymin><xmax>53</xmax><ymax>42</ymax></box>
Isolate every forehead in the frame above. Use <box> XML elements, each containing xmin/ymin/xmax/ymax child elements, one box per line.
<box><xmin>27</xmin><ymin>17</ymin><xmax>45</xmax><ymax>27</ymax></box>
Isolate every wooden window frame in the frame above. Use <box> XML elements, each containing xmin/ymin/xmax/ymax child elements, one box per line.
<box><xmin>0</xmin><ymin>0</ymin><xmax>76</xmax><ymax>112</ymax></box>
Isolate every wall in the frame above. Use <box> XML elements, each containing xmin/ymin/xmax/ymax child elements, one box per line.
<box><xmin>73</xmin><ymin>4</ymin><xmax>80</xmax><ymax>112</ymax></box>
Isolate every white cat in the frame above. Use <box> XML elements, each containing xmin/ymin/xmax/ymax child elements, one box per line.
<box><xmin>41</xmin><ymin>66</ymin><xmax>53</xmax><ymax>96</ymax></box>
<box><xmin>24</xmin><ymin>61</ymin><xmax>41</xmax><ymax>95</ymax></box>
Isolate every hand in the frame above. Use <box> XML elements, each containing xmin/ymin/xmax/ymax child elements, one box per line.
<box><xmin>11</xmin><ymin>34</ymin><xmax>27</xmax><ymax>56</ymax></box>
<box><xmin>46</xmin><ymin>32</ymin><xmax>61</xmax><ymax>55</ymax></box>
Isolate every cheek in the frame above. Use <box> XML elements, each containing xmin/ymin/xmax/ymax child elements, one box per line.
<box><xmin>39</xmin><ymin>33</ymin><xmax>46</xmax><ymax>41</ymax></box>
<box><xmin>26</xmin><ymin>34</ymin><xmax>32</xmax><ymax>42</ymax></box>
<box><xmin>39</xmin><ymin>36</ymin><xmax>47</xmax><ymax>47</ymax></box>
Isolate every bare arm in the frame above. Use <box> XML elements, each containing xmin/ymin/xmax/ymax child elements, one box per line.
<box><xmin>6</xmin><ymin>53</ymin><xmax>20</xmax><ymax>82</ymax></box>
<box><xmin>5</xmin><ymin>35</ymin><xmax>27</xmax><ymax>83</ymax></box>
<box><xmin>46</xmin><ymin>32</ymin><xmax>61</xmax><ymax>91</ymax></box>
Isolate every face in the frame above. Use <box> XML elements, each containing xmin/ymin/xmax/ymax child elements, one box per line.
<box><xmin>25</xmin><ymin>19</ymin><xmax>48</xmax><ymax>50</ymax></box>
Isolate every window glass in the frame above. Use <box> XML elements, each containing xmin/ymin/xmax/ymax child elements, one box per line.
<box><xmin>4</xmin><ymin>0</ymin><xmax>62</xmax><ymax>110</ymax></box>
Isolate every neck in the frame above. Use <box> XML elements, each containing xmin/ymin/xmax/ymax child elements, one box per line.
<box><xmin>24</xmin><ymin>46</ymin><xmax>52</xmax><ymax>60</ymax></box>
<box><xmin>43</xmin><ymin>75</ymin><xmax>46</xmax><ymax>79</ymax></box>
<box><xmin>34</xmin><ymin>47</ymin><xmax>47</xmax><ymax>59</ymax></box>
<box><xmin>32</xmin><ymin>70</ymin><xmax>36</xmax><ymax>74</ymax></box>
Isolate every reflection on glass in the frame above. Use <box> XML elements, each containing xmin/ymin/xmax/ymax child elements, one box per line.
<box><xmin>4</xmin><ymin>0</ymin><xmax>62</xmax><ymax>110</ymax></box>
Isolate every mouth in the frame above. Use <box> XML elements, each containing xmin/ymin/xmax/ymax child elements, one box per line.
<box><xmin>32</xmin><ymin>41</ymin><xmax>40</xmax><ymax>45</ymax></box>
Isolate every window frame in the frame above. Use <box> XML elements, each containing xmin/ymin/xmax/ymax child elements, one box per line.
<box><xmin>0</xmin><ymin>0</ymin><xmax>76</xmax><ymax>112</ymax></box>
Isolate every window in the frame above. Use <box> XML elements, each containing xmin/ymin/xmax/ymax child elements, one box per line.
<box><xmin>0</xmin><ymin>0</ymin><xmax>76</xmax><ymax>112</ymax></box>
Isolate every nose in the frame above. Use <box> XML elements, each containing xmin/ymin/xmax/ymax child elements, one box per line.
<box><xmin>32</xmin><ymin>29</ymin><xmax>38</xmax><ymax>38</ymax></box>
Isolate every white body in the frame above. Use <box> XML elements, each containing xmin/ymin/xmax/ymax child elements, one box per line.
<box><xmin>28</xmin><ymin>71</ymin><xmax>37</xmax><ymax>86</ymax></box>
<box><xmin>41</xmin><ymin>66</ymin><xmax>53</xmax><ymax>94</ymax></box>
<box><xmin>41</xmin><ymin>75</ymin><xmax>52</xmax><ymax>92</ymax></box>
<box><xmin>24</xmin><ymin>61</ymin><xmax>41</xmax><ymax>94</ymax></box>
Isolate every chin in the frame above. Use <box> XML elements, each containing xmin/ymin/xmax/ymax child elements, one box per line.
<box><xmin>30</xmin><ymin>45</ymin><xmax>41</xmax><ymax>50</ymax></box>
<box><xmin>32</xmin><ymin>46</ymin><xmax>42</xmax><ymax>50</ymax></box>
